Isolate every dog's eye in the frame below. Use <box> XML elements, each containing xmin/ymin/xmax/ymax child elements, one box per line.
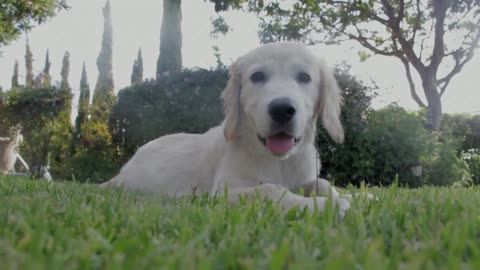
<box><xmin>297</xmin><ymin>72</ymin><xmax>311</xmax><ymax>83</ymax></box>
<box><xmin>250</xmin><ymin>71</ymin><xmax>266</xmax><ymax>83</ymax></box>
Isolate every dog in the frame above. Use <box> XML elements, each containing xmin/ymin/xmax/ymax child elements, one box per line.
<box><xmin>101</xmin><ymin>42</ymin><xmax>353</xmax><ymax>216</ymax></box>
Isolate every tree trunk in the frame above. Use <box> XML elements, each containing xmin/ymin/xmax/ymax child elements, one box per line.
<box><xmin>157</xmin><ymin>0</ymin><xmax>182</xmax><ymax>78</ymax></box>
<box><xmin>422</xmin><ymin>78</ymin><xmax>442</xmax><ymax>130</ymax></box>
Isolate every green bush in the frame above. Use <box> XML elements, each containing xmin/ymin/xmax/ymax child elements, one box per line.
<box><xmin>321</xmin><ymin>103</ymin><xmax>475</xmax><ymax>187</ymax></box>
<box><xmin>111</xmin><ymin>68</ymin><xmax>227</xmax><ymax>161</ymax></box>
<box><xmin>0</xmin><ymin>86</ymin><xmax>72</xmax><ymax>178</ymax></box>
<box><xmin>437</xmin><ymin>114</ymin><xmax>479</xmax><ymax>185</ymax></box>
<box><xmin>463</xmin><ymin>149</ymin><xmax>480</xmax><ymax>185</ymax></box>
<box><xmin>67</xmin><ymin>110</ymin><xmax>121</xmax><ymax>183</ymax></box>
<box><xmin>441</xmin><ymin>114</ymin><xmax>480</xmax><ymax>153</ymax></box>
<box><xmin>321</xmin><ymin>105</ymin><xmax>432</xmax><ymax>187</ymax></box>
<box><xmin>422</xmin><ymin>134</ymin><xmax>472</xmax><ymax>186</ymax></box>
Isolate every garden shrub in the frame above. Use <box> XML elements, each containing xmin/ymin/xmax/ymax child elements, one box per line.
<box><xmin>320</xmin><ymin>104</ymin><xmax>433</xmax><ymax>187</ymax></box>
<box><xmin>110</xmin><ymin>68</ymin><xmax>227</xmax><ymax>162</ymax></box>
<box><xmin>463</xmin><ymin>149</ymin><xmax>480</xmax><ymax>185</ymax></box>
<box><xmin>0</xmin><ymin>86</ymin><xmax>71</xmax><ymax>178</ymax></box>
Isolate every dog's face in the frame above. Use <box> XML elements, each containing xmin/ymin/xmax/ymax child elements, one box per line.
<box><xmin>222</xmin><ymin>42</ymin><xmax>344</xmax><ymax>158</ymax></box>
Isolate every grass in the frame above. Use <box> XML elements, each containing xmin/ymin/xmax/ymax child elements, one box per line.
<box><xmin>2</xmin><ymin>176</ymin><xmax>480</xmax><ymax>269</ymax></box>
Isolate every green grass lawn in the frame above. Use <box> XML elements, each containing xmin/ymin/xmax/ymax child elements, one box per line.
<box><xmin>2</xmin><ymin>176</ymin><xmax>480</xmax><ymax>270</ymax></box>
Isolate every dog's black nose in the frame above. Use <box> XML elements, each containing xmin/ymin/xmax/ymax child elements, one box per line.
<box><xmin>268</xmin><ymin>98</ymin><xmax>296</xmax><ymax>125</ymax></box>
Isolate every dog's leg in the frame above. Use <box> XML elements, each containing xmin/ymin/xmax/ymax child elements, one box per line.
<box><xmin>226</xmin><ymin>183</ymin><xmax>350</xmax><ymax>218</ymax></box>
<box><xmin>297</xmin><ymin>178</ymin><xmax>341</xmax><ymax>197</ymax></box>
<box><xmin>299</xmin><ymin>179</ymin><xmax>375</xmax><ymax>202</ymax></box>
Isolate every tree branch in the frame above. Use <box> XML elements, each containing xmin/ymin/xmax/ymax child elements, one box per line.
<box><xmin>429</xmin><ymin>0</ymin><xmax>448</xmax><ymax>71</ymax></box>
<box><xmin>410</xmin><ymin>0</ymin><xmax>423</xmax><ymax>45</ymax></box>
<box><xmin>438</xmin><ymin>28</ymin><xmax>480</xmax><ymax>96</ymax></box>
<box><xmin>381</xmin><ymin>0</ymin><xmax>426</xmax><ymax>75</ymax></box>
<box><xmin>399</xmin><ymin>56</ymin><xmax>427</xmax><ymax>107</ymax></box>
<box><xmin>351</xmin><ymin>25</ymin><xmax>396</xmax><ymax>56</ymax></box>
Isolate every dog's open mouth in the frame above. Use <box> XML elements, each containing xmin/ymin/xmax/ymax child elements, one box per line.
<box><xmin>258</xmin><ymin>132</ymin><xmax>301</xmax><ymax>154</ymax></box>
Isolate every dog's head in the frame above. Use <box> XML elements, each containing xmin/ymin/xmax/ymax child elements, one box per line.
<box><xmin>222</xmin><ymin>42</ymin><xmax>344</xmax><ymax>158</ymax></box>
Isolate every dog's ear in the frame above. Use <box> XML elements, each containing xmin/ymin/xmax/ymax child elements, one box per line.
<box><xmin>222</xmin><ymin>63</ymin><xmax>242</xmax><ymax>141</ymax></box>
<box><xmin>316</xmin><ymin>60</ymin><xmax>344</xmax><ymax>143</ymax></box>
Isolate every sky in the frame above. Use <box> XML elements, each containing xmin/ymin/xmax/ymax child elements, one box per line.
<box><xmin>0</xmin><ymin>0</ymin><xmax>479</xmax><ymax>115</ymax></box>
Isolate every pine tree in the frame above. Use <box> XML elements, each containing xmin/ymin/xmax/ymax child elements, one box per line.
<box><xmin>60</xmin><ymin>52</ymin><xmax>71</xmax><ymax>92</ymax></box>
<box><xmin>43</xmin><ymin>50</ymin><xmax>52</xmax><ymax>87</ymax></box>
<box><xmin>76</xmin><ymin>0</ymin><xmax>117</xmax><ymax>179</ymax></box>
<box><xmin>92</xmin><ymin>0</ymin><xmax>115</xmax><ymax>121</ymax></box>
<box><xmin>25</xmin><ymin>39</ymin><xmax>34</xmax><ymax>87</ymax></box>
<box><xmin>156</xmin><ymin>0</ymin><xmax>182</xmax><ymax>78</ymax></box>
<box><xmin>50</xmin><ymin>51</ymin><xmax>74</xmax><ymax>179</ymax></box>
<box><xmin>58</xmin><ymin>51</ymin><xmax>73</xmax><ymax>120</ymax></box>
<box><xmin>75</xmin><ymin>62</ymin><xmax>90</xmax><ymax>139</ymax></box>
<box><xmin>11</xmin><ymin>60</ymin><xmax>19</xmax><ymax>88</ymax></box>
<box><xmin>130</xmin><ymin>48</ymin><xmax>143</xmax><ymax>84</ymax></box>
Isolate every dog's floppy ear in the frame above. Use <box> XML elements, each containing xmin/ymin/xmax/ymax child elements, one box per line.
<box><xmin>316</xmin><ymin>60</ymin><xmax>344</xmax><ymax>143</ymax></box>
<box><xmin>222</xmin><ymin>63</ymin><xmax>242</xmax><ymax>141</ymax></box>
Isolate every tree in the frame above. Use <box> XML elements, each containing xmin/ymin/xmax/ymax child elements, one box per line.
<box><xmin>70</xmin><ymin>1</ymin><xmax>118</xmax><ymax>182</ymax></box>
<box><xmin>11</xmin><ymin>60</ymin><xmax>19</xmax><ymax>88</ymax></box>
<box><xmin>43</xmin><ymin>50</ymin><xmax>52</xmax><ymax>87</ymax></box>
<box><xmin>74</xmin><ymin>62</ymin><xmax>90</xmax><ymax>144</ymax></box>
<box><xmin>25</xmin><ymin>40</ymin><xmax>34</xmax><ymax>87</ymax></box>
<box><xmin>49</xmin><ymin>51</ymin><xmax>73</xmax><ymax>179</ymax></box>
<box><xmin>219</xmin><ymin>0</ymin><xmax>480</xmax><ymax>130</ymax></box>
<box><xmin>130</xmin><ymin>48</ymin><xmax>144</xmax><ymax>84</ymax></box>
<box><xmin>92</xmin><ymin>0</ymin><xmax>115</xmax><ymax>121</ymax></box>
<box><xmin>60</xmin><ymin>51</ymin><xmax>71</xmax><ymax>92</ymax></box>
<box><xmin>0</xmin><ymin>0</ymin><xmax>69</xmax><ymax>48</ymax></box>
<box><xmin>156</xmin><ymin>0</ymin><xmax>182</xmax><ymax>77</ymax></box>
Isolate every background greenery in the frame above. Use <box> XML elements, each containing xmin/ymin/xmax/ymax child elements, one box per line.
<box><xmin>2</xmin><ymin>64</ymin><xmax>479</xmax><ymax>186</ymax></box>
<box><xmin>0</xmin><ymin>0</ymin><xmax>479</xmax><ymax>187</ymax></box>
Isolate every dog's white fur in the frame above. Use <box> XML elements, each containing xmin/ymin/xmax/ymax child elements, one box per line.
<box><xmin>101</xmin><ymin>42</ymin><xmax>352</xmax><ymax>216</ymax></box>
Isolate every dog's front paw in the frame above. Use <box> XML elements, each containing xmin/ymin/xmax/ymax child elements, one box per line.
<box><xmin>333</xmin><ymin>196</ymin><xmax>350</xmax><ymax>219</ymax></box>
<box><xmin>304</xmin><ymin>196</ymin><xmax>350</xmax><ymax>219</ymax></box>
<box><xmin>341</xmin><ymin>192</ymin><xmax>377</xmax><ymax>202</ymax></box>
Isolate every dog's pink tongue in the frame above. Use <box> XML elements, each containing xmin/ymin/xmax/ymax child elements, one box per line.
<box><xmin>266</xmin><ymin>134</ymin><xmax>294</xmax><ymax>154</ymax></box>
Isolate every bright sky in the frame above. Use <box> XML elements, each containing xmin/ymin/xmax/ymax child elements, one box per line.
<box><xmin>0</xmin><ymin>0</ymin><xmax>479</xmax><ymax>115</ymax></box>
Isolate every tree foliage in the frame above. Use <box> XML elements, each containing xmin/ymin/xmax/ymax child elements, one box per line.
<box><xmin>0</xmin><ymin>0</ymin><xmax>69</xmax><ymax>48</ymax></box>
<box><xmin>0</xmin><ymin>86</ymin><xmax>71</xmax><ymax>177</ymax></box>
<box><xmin>42</xmin><ymin>50</ymin><xmax>52</xmax><ymax>87</ymax></box>
<box><xmin>68</xmin><ymin>0</ymin><xmax>117</xmax><ymax>182</ymax></box>
<box><xmin>130</xmin><ymin>48</ymin><xmax>144</xmax><ymax>84</ymax></box>
<box><xmin>157</xmin><ymin>0</ymin><xmax>183</xmax><ymax>77</ymax></box>
<box><xmin>25</xmin><ymin>40</ymin><xmax>34</xmax><ymax>87</ymax></box>
<box><xmin>74</xmin><ymin>62</ymin><xmax>91</xmax><ymax>147</ymax></box>
<box><xmin>49</xmin><ymin>51</ymin><xmax>73</xmax><ymax>179</ymax></box>
<box><xmin>11</xmin><ymin>60</ymin><xmax>19</xmax><ymax>88</ymax></box>
<box><xmin>111</xmin><ymin>68</ymin><xmax>227</xmax><ymax>160</ymax></box>
<box><xmin>92</xmin><ymin>0</ymin><xmax>115</xmax><ymax>121</ymax></box>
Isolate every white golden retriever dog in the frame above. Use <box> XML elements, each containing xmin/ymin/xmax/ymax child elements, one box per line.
<box><xmin>101</xmin><ymin>42</ymin><xmax>353</xmax><ymax>216</ymax></box>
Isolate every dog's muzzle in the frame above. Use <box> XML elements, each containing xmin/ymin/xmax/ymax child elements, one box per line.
<box><xmin>268</xmin><ymin>98</ymin><xmax>296</xmax><ymax>126</ymax></box>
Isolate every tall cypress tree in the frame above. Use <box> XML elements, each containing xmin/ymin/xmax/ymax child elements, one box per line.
<box><xmin>156</xmin><ymin>0</ymin><xmax>182</xmax><ymax>78</ymax></box>
<box><xmin>59</xmin><ymin>51</ymin><xmax>72</xmax><ymax>119</ymax></box>
<box><xmin>25</xmin><ymin>40</ymin><xmax>34</xmax><ymax>87</ymax></box>
<box><xmin>50</xmin><ymin>51</ymin><xmax>74</xmax><ymax>178</ymax></box>
<box><xmin>60</xmin><ymin>52</ymin><xmax>71</xmax><ymax>90</ymax></box>
<box><xmin>11</xmin><ymin>60</ymin><xmax>19</xmax><ymax>88</ymax></box>
<box><xmin>92</xmin><ymin>0</ymin><xmax>115</xmax><ymax>121</ymax></box>
<box><xmin>43</xmin><ymin>50</ymin><xmax>52</xmax><ymax>87</ymax></box>
<box><xmin>130</xmin><ymin>48</ymin><xmax>143</xmax><ymax>84</ymax></box>
<box><xmin>75</xmin><ymin>62</ymin><xmax>90</xmax><ymax>137</ymax></box>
